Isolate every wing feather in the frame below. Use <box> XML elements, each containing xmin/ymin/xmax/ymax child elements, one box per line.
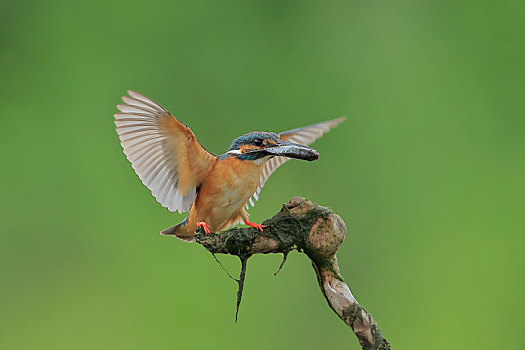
<box><xmin>115</xmin><ymin>90</ymin><xmax>216</xmax><ymax>213</ymax></box>
<box><xmin>245</xmin><ymin>117</ymin><xmax>345</xmax><ymax>209</ymax></box>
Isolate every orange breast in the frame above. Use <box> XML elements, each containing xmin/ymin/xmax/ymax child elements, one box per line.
<box><xmin>191</xmin><ymin>157</ymin><xmax>263</xmax><ymax>231</ymax></box>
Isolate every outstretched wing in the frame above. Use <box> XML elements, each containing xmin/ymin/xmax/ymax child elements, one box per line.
<box><xmin>246</xmin><ymin>117</ymin><xmax>345</xmax><ymax>209</ymax></box>
<box><xmin>114</xmin><ymin>90</ymin><xmax>216</xmax><ymax>213</ymax></box>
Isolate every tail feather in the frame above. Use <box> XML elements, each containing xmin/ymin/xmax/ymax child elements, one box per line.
<box><xmin>160</xmin><ymin>217</ymin><xmax>195</xmax><ymax>242</ymax></box>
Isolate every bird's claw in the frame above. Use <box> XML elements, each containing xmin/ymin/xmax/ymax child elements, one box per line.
<box><xmin>197</xmin><ymin>221</ymin><xmax>211</xmax><ymax>235</ymax></box>
<box><xmin>244</xmin><ymin>220</ymin><xmax>266</xmax><ymax>232</ymax></box>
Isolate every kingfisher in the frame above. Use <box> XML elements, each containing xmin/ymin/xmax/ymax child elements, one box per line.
<box><xmin>114</xmin><ymin>91</ymin><xmax>344</xmax><ymax>242</ymax></box>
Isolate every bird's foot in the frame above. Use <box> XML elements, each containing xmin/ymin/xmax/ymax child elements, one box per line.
<box><xmin>197</xmin><ymin>221</ymin><xmax>211</xmax><ymax>235</ymax></box>
<box><xmin>244</xmin><ymin>219</ymin><xmax>265</xmax><ymax>232</ymax></box>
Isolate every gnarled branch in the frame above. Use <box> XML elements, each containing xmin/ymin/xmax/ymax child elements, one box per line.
<box><xmin>194</xmin><ymin>197</ymin><xmax>390</xmax><ymax>350</ymax></box>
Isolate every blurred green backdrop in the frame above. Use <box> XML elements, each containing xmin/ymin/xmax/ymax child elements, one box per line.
<box><xmin>1</xmin><ymin>1</ymin><xmax>523</xmax><ymax>349</ymax></box>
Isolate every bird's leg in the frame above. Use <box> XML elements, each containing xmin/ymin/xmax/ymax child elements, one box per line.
<box><xmin>243</xmin><ymin>218</ymin><xmax>265</xmax><ymax>232</ymax></box>
<box><xmin>197</xmin><ymin>221</ymin><xmax>211</xmax><ymax>235</ymax></box>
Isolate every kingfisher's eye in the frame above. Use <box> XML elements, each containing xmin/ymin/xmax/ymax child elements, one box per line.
<box><xmin>254</xmin><ymin>139</ymin><xmax>263</xmax><ymax>147</ymax></box>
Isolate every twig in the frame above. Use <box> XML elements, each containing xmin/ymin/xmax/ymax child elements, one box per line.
<box><xmin>235</xmin><ymin>254</ymin><xmax>250</xmax><ymax>322</ymax></box>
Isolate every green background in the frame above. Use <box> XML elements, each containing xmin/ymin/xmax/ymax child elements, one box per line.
<box><xmin>1</xmin><ymin>1</ymin><xmax>523</xmax><ymax>349</ymax></box>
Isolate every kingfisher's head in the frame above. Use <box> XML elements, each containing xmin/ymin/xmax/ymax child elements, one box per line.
<box><xmin>225</xmin><ymin>131</ymin><xmax>319</xmax><ymax>161</ymax></box>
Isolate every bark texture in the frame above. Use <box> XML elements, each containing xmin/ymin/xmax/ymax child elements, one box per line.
<box><xmin>194</xmin><ymin>197</ymin><xmax>390</xmax><ymax>350</ymax></box>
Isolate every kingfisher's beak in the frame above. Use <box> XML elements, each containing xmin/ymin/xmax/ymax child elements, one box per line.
<box><xmin>263</xmin><ymin>140</ymin><xmax>319</xmax><ymax>161</ymax></box>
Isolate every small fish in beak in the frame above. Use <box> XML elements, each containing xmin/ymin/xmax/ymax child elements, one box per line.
<box><xmin>263</xmin><ymin>141</ymin><xmax>319</xmax><ymax>161</ymax></box>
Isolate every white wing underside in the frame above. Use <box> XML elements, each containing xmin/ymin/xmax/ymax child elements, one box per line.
<box><xmin>115</xmin><ymin>91</ymin><xmax>204</xmax><ymax>213</ymax></box>
<box><xmin>245</xmin><ymin>117</ymin><xmax>345</xmax><ymax>209</ymax></box>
